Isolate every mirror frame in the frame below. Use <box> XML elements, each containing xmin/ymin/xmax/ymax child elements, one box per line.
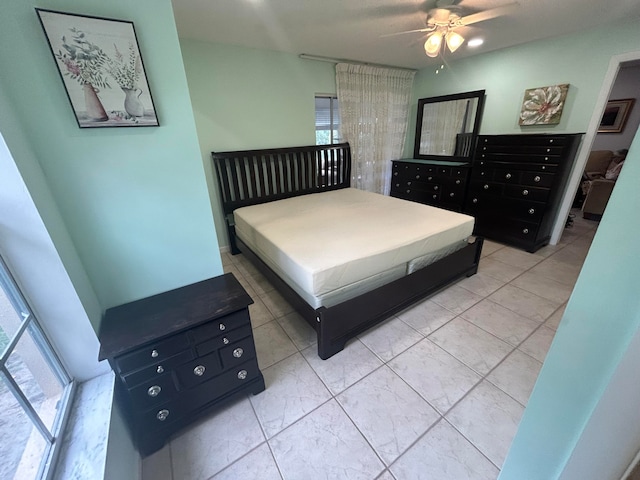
<box><xmin>413</xmin><ymin>89</ymin><xmax>486</xmax><ymax>161</ymax></box>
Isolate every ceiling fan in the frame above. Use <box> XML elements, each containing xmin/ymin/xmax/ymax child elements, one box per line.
<box><xmin>382</xmin><ymin>1</ymin><xmax>518</xmax><ymax>58</ymax></box>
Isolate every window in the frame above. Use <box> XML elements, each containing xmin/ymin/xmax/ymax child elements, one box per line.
<box><xmin>0</xmin><ymin>255</ymin><xmax>74</xmax><ymax>480</ymax></box>
<box><xmin>315</xmin><ymin>95</ymin><xmax>341</xmax><ymax>145</ymax></box>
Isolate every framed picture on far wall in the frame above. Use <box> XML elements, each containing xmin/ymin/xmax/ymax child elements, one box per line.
<box><xmin>36</xmin><ymin>8</ymin><xmax>159</xmax><ymax>128</ymax></box>
<box><xmin>598</xmin><ymin>98</ymin><xmax>635</xmax><ymax>133</ymax></box>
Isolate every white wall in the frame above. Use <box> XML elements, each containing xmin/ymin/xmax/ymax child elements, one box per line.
<box><xmin>592</xmin><ymin>64</ymin><xmax>640</xmax><ymax>152</ymax></box>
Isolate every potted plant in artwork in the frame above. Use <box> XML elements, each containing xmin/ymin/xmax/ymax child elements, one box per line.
<box><xmin>55</xmin><ymin>28</ymin><xmax>111</xmax><ymax>121</ymax></box>
<box><xmin>108</xmin><ymin>43</ymin><xmax>145</xmax><ymax>118</ymax></box>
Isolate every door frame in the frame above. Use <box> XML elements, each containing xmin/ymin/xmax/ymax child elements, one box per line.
<box><xmin>551</xmin><ymin>50</ymin><xmax>640</xmax><ymax>244</ymax></box>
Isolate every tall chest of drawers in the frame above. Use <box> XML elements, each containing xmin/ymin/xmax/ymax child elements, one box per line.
<box><xmin>465</xmin><ymin>133</ymin><xmax>582</xmax><ymax>252</ymax></box>
<box><xmin>390</xmin><ymin>159</ymin><xmax>470</xmax><ymax>212</ymax></box>
<box><xmin>98</xmin><ymin>273</ymin><xmax>265</xmax><ymax>456</ymax></box>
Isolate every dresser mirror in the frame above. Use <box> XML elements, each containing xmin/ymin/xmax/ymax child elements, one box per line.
<box><xmin>413</xmin><ymin>89</ymin><xmax>486</xmax><ymax>160</ymax></box>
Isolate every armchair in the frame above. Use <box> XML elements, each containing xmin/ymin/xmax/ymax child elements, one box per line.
<box><xmin>580</xmin><ymin>150</ymin><xmax>626</xmax><ymax>220</ymax></box>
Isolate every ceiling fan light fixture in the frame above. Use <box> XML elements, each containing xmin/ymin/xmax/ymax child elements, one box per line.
<box><xmin>424</xmin><ymin>32</ymin><xmax>443</xmax><ymax>58</ymax></box>
<box><xmin>445</xmin><ymin>31</ymin><xmax>465</xmax><ymax>53</ymax></box>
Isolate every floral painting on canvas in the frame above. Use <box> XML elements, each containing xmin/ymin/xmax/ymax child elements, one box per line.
<box><xmin>518</xmin><ymin>84</ymin><xmax>569</xmax><ymax>126</ymax></box>
<box><xmin>36</xmin><ymin>9</ymin><xmax>159</xmax><ymax>128</ymax></box>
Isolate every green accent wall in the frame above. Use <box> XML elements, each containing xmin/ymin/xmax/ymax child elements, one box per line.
<box><xmin>405</xmin><ymin>18</ymin><xmax>640</xmax><ymax>156</ymax></box>
<box><xmin>0</xmin><ymin>0</ymin><xmax>222</xmax><ymax>316</ymax></box>
<box><xmin>179</xmin><ymin>40</ymin><xmax>336</xmax><ymax>249</ymax></box>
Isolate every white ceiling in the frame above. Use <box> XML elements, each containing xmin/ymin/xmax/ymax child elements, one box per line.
<box><xmin>171</xmin><ymin>0</ymin><xmax>640</xmax><ymax>69</ymax></box>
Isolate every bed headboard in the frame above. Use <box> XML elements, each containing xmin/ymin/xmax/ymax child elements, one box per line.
<box><xmin>212</xmin><ymin>143</ymin><xmax>351</xmax><ymax>215</ymax></box>
<box><xmin>212</xmin><ymin>143</ymin><xmax>352</xmax><ymax>253</ymax></box>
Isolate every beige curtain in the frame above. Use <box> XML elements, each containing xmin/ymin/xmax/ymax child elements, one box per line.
<box><xmin>336</xmin><ymin>63</ymin><xmax>416</xmax><ymax>194</ymax></box>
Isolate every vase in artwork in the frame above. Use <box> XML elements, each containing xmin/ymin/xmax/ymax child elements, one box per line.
<box><xmin>83</xmin><ymin>83</ymin><xmax>108</xmax><ymax>121</ymax></box>
<box><xmin>122</xmin><ymin>87</ymin><xmax>145</xmax><ymax>117</ymax></box>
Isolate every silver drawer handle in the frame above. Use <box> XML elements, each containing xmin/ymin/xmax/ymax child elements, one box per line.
<box><xmin>395</xmin><ymin>183</ymin><xmax>400</xmax><ymax>187</ymax></box>
<box><xmin>148</xmin><ymin>385</ymin><xmax>161</xmax><ymax>397</ymax></box>
<box><xmin>223</xmin><ymin>337</ymin><xmax>230</xmax><ymax>345</ymax></box>
<box><xmin>455</xmin><ymin>179</ymin><xmax>461</xmax><ymax>184</ymax></box>
<box><xmin>434</xmin><ymin>186</ymin><xmax>439</xmax><ymax>190</ymax></box>
<box><xmin>480</xmin><ymin>172</ymin><xmax>485</xmax><ymax>176</ymax></box>
<box><xmin>193</xmin><ymin>365</ymin><xmax>206</xmax><ymax>376</ymax></box>
<box><xmin>219</xmin><ymin>323</ymin><xmax>226</xmax><ymax>331</ymax></box>
<box><xmin>472</xmin><ymin>198</ymin><xmax>478</xmax><ymax>203</ymax></box>
<box><xmin>432</xmin><ymin>194</ymin><xmax>437</xmax><ymax>199</ymax></box>
<box><xmin>427</xmin><ymin>176</ymin><xmax>433</xmax><ymax>181</ymax></box>
<box><xmin>528</xmin><ymin>208</ymin><xmax>535</xmax><ymax>214</ymax></box>
<box><xmin>406</xmin><ymin>189</ymin><xmax>411</xmax><ymax>194</ymax></box>
<box><xmin>483</xmin><ymin>184</ymin><xmax>489</xmax><ymax>190</ymax></box>
<box><xmin>393</xmin><ymin>171</ymin><xmax>398</xmax><ymax>176</ymax></box>
<box><xmin>157</xmin><ymin>409</ymin><xmax>169</xmax><ymax>421</ymax></box>
<box><xmin>522</xmin><ymin>189</ymin><xmax>529</xmax><ymax>196</ymax></box>
<box><xmin>546</xmin><ymin>148</ymin><xmax>551</xmax><ymax>152</ymax></box>
<box><xmin>505</xmin><ymin>173</ymin><xmax>512</xmax><ymax>179</ymax></box>
<box><xmin>415</xmin><ymin>175</ymin><xmax>420</xmax><ymax>179</ymax></box>
<box><xmin>523</xmin><ymin>228</ymin><xmax>529</xmax><ymax>234</ymax></box>
<box><xmin>544</xmin><ymin>156</ymin><xmax>549</xmax><ymax>161</ymax></box>
<box><xmin>534</xmin><ymin>176</ymin><xmax>541</xmax><ymax>182</ymax></box>
<box><xmin>449</xmin><ymin>193</ymin><xmax>455</xmax><ymax>197</ymax></box>
<box><xmin>156</xmin><ymin>365</ymin><xmax>164</xmax><ymax>374</ymax></box>
<box><xmin>549</xmin><ymin>139</ymin><xmax>554</xmax><ymax>143</ymax></box>
<box><xmin>407</xmin><ymin>181</ymin><xmax>412</xmax><ymax>185</ymax></box>
<box><xmin>237</xmin><ymin>369</ymin><xmax>248</xmax><ymax>380</ymax></box>
<box><xmin>151</xmin><ymin>349</ymin><xmax>159</xmax><ymax>358</ymax></box>
<box><xmin>542</xmin><ymin>166</ymin><xmax>547</xmax><ymax>170</ymax></box>
<box><xmin>233</xmin><ymin>348</ymin><xmax>244</xmax><ymax>358</ymax></box>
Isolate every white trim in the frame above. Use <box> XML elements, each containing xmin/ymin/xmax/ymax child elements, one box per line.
<box><xmin>551</xmin><ymin>50</ymin><xmax>640</xmax><ymax>244</ymax></box>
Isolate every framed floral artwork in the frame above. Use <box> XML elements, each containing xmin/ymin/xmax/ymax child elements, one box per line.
<box><xmin>36</xmin><ymin>9</ymin><xmax>159</xmax><ymax>128</ymax></box>
<box><xmin>518</xmin><ymin>84</ymin><xmax>569</xmax><ymax>126</ymax></box>
<box><xmin>598</xmin><ymin>98</ymin><xmax>635</xmax><ymax>133</ymax></box>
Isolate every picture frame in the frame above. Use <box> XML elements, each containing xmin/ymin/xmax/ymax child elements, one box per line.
<box><xmin>598</xmin><ymin>98</ymin><xmax>635</xmax><ymax>133</ymax></box>
<box><xmin>518</xmin><ymin>84</ymin><xmax>569</xmax><ymax>126</ymax></box>
<box><xmin>36</xmin><ymin>8</ymin><xmax>159</xmax><ymax>128</ymax></box>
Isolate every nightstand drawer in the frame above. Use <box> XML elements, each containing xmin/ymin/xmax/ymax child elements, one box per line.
<box><xmin>175</xmin><ymin>351</ymin><xmax>224</xmax><ymax>389</ymax></box>
<box><xmin>129</xmin><ymin>373</ymin><xmax>178</xmax><ymax>410</ymax></box>
<box><xmin>116</xmin><ymin>334</ymin><xmax>190</xmax><ymax>374</ymax></box>
<box><xmin>219</xmin><ymin>336</ymin><xmax>257</xmax><ymax>369</ymax></box>
<box><xmin>189</xmin><ymin>309</ymin><xmax>249</xmax><ymax>343</ymax></box>
<box><xmin>196</xmin><ymin>324</ymin><xmax>252</xmax><ymax>357</ymax></box>
<box><xmin>122</xmin><ymin>349</ymin><xmax>195</xmax><ymax>388</ymax></box>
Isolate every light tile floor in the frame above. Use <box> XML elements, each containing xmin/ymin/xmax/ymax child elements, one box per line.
<box><xmin>142</xmin><ymin>213</ymin><xmax>597</xmax><ymax>480</ymax></box>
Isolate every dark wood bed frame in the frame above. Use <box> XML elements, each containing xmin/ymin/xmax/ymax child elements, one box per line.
<box><xmin>213</xmin><ymin>143</ymin><xmax>483</xmax><ymax>359</ymax></box>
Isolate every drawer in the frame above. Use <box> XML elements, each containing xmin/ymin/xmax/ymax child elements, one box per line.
<box><xmin>451</xmin><ymin>167</ymin><xmax>468</xmax><ymax>178</ymax></box>
<box><xmin>115</xmin><ymin>334</ymin><xmax>190</xmax><ymax>374</ymax></box>
<box><xmin>189</xmin><ymin>309</ymin><xmax>250</xmax><ymax>343</ymax></box>
<box><xmin>471</xmin><ymin>167</ymin><xmax>493</xmax><ymax>181</ymax></box>
<box><xmin>122</xmin><ymin>349</ymin><xmax>195</xmax><ymax>388</ymax></box>
<box><xmin>474</xmin><ymin>216</ymin><xmax>540</xmax><ymax>243</ymax></box>
<box><xmin>468</xmin><ymin>180</ymin><xmax>504</xmax><ymax>197</ymax></box>
<box><xmin>440</xmin><ymin>175</ymin><xmax>466</xmax><ymax>188</ymax></box>
<box><xmin>196</xmin><ymin>324</ymin><xmax>252</xmax><ymax>357</ymax></box>
<box><xmin>493</xmin><ymin>168</ymin><xmax>521</xmax><ymax>184</ymax></box>
<box><xmin>478</xmin><ymin>135</ymin><xmax>568</xmax><ymax>147</ymax></box>
<box><xmin>128</xmin><ymin>372</ymin><xmax>178</xmax><ymax>410</ymax></box>
<box><xmin>437</xmin><ymin>166</ymin><xmax>452</xmax><ymax>176</ymax></box>
<box><xmin>504</xmin><ymin>184</ymin><xmax>550</xmax><ymax>203</ymax></box>
<box><xmin>520</xmin><ymin>171</ymin><xmax>555</xmax><ymax>187</ymax></box>
<box><xmin>475</xmin><ymin>152</ymin><xmax>561</xmax><ymax>165</ymax></box>
<box><xmin>219</xmin><ymin>335</ymin><xmax>257</xmax><ymax>369</ymax></box>
<box><xmin>465</xmin><ymin>196</ymin><xmax>545</xmax><ymax>223</ymax></box>
<box><xmin>175</xmin><ymin>351</ymin><xmax>224</xmax><ymax>389</ymax></box>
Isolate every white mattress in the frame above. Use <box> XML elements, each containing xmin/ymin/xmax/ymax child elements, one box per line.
<box><xmin>234</xmin><ymin>188</ymin><xmax>474</xmax><ymax>308</ymax></box>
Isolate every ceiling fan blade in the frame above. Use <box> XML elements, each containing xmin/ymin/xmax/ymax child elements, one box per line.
<box><xmin>380</xmin><ymin>27</ymin><xmax>434</xmax><ymax>38</ymax></box>
<box><xmin>460</xmin><ymin>3</ymin><xmax>518</xmax><ymax>25</ymax></box>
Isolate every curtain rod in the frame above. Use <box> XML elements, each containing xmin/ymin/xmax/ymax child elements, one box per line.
<box><xmin>298</xmin><ymin>53</ymin><xmax>417</xmax><ymax>72</ymax></box>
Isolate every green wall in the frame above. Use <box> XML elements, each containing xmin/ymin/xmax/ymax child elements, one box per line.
<box><xmin>405</xmin><ymin>18</ymin><xmax>640</xmax><ymax>157</ymax></box>
<box><xmin>179</xmin><ymin>40</ymin><xmax>336</xmax><ymax>249</ymax></box>
<box><xmin>0</xmin><ymin>0</ymin><xmax>222</xmax><ymax>316</ymax></box>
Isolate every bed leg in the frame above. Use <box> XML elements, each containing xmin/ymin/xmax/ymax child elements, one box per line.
<box><xmin>317</xmin><ymin>340</ymin><xmax>346</xmax><ymax>360</ymax></box>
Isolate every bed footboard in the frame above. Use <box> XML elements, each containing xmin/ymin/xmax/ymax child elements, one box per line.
<box><xmin>235</xmin><ymin>235</ymin><xmax>483</xmax><ymax>360</ymax></box>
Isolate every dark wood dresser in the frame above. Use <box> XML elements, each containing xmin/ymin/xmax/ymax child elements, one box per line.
<box><xmin>465</xmin><ymin>133</ymin><xmax>582</xmax><ymax>252</ymax></box>
<box><xmin>98</xmin><ymin>273</ymin><xmax>265</xmax><ymax>456</ymax></box>
<box><xmin>390</xmin><ymin>159</ymin><xmax>471</xmax><ymax>212</ymax></box>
